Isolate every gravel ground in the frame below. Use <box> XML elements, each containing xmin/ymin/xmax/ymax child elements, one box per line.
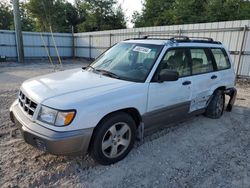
<box><xmin>1</xmin><ymin>60</ymin><xmax>250</xmax><ymax>188</ymax></box>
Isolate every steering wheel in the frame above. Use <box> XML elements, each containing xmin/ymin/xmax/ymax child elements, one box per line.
<box><xmin>134</xmin><ymin>64</ymin><xmax>148</xmax><ymax>75</ymax></box>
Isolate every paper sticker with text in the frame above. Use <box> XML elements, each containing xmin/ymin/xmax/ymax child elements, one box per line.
<box><xmin>133</xmin><ymin>46</ymin><xmax>151</xmax><ymax>54</ymax></box>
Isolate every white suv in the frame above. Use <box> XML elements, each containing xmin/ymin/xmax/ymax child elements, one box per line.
<box><xmin>10</xmin><ymin>36</ymin><xmax>237</xmax><ymax>165</ymax></box>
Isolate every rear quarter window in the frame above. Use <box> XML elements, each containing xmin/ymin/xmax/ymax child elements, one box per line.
<box><xmin>211</xmin><ymin>48</ymin><xmax>231</xmax><ymax>70</ymax></box>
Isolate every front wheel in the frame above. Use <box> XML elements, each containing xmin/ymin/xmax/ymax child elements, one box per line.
<box><xmin>205</xmin><ymin>90</ymin><xmax>225</xmax><ymax>119</ymax></box>
<box><xmin>90</xmin><ymin>112</ymin><xmax>136</xmax><ymax>165</ymax></box>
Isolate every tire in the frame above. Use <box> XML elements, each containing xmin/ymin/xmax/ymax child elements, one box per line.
<box><xmin>90</xmin><ymin>112</ymin><xmax>136</xmax><ymax>165</ymax></box>
<box><xmin>205</xmin><ymin>89</ymin><xmax>225</xmax><ymax>119</ymax></box>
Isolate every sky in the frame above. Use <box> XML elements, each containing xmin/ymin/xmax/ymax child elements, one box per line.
<box><xmin>117</xmin><ymin>0</ymin><xmax>143</xmax><ymax>28</ymax></box>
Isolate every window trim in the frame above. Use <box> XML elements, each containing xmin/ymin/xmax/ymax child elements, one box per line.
<box><xmin>188</xmin><ymin>47</ymin><xmax>217</xmax><ymax>76</ymax></box>
<box><xmin>151</xmin><ymin>47</ymin><xmax>192</xmax><ymax>82</ymax></box>
<box><xmin>151</xmin><ymin>47</ymin><xmax>221</xmax><ymax>82</ymax></box>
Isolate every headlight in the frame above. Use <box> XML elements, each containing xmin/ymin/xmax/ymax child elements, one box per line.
<box><xmin>37</xmin><ymin>105</ymin><xmax>76</xmax><ymax>126</ymax></box>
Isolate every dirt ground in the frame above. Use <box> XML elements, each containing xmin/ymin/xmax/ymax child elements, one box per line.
<box><xmin>1</xmin><ymin>60</ymin><xmax>250</xmax><ymax>188</ymax></box>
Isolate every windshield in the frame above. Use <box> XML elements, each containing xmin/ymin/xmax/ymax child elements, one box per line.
<box><xmin>88</xmin><ymin>42</ymin><xmax>163</xmax><ymax>82</ymax></box>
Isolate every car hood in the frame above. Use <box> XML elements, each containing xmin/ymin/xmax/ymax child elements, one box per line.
<box><xmin>21</xmin><ymin>68</ymin><xmax>134</xmax><ymax>103</ymax></box>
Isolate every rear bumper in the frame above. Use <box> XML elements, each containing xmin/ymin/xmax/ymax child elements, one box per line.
<box><xmin>10</xmin><ymin>102</ymin><xmax>93</xmax><ymax>155</ymax></box>
<box><xmin>225</xmin><ymin>87</ymin><xmax>237</xmax><ymax>112</ymax></box>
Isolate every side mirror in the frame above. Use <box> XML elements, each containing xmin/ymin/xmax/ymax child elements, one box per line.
<box><xmin>158</xmin><ymin>69</ymin><xmax>179</xmax><ymax>82</ymax></box>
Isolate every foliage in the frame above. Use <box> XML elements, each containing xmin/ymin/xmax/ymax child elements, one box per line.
<box><xmin>26</xmin><ymin>0</ymin><xmax>83</xmax><ymax>32</ymax></box>
<box><xmin>0</xmin><ymin>2</ymin><xmax>13</xmax><ymax>30</ymax></box>
<box><xmin>132</xmin><ymin>0</ymin><xmax>175</xmax><ymax>27</ymax></box>
<box><xmin>77</xmin><ymin>0</ymin><xmax>126</xmax><ymax>32</ymax></box>
<box><xmin>18</xmin><ymin>3</ymin><xmax>36</xmax><ymax>31</ymax></box>
<box><xmin>132</xmin><ymin>0</ymin><xmax>250</xmax><ymax>27</ymax></box>
<box><xmin>0</xmin><ymin>1</ymin><xmax>35</xmax><ymax>31</ymax></box>
<box><xmin>1</xmin><ymin>0</ymin><xmax>250</xmax><ymax>32</ymax></box>
<box><xmin>25</xmin><ymin>0</ymin><xmax>125</xmax><ymax>32</ymax></box>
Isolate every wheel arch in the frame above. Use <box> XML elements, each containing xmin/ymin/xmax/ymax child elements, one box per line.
<box><xmin>209</xmin><ymin>85</ymin><xmax>226</xmax><ymax>99</ymax></box>
<box><xmin>87</xmin><ymin>107</ymin><xmax>142</xmax><ymax>152</ymax></box>
<box><xmin>214</xmin><ymin>86</ymin><xmax>226</xmax><ymax>92</ymax></box>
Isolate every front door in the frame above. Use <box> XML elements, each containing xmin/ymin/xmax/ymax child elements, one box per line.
<box><xmin>144</xmin><ymin>48</ymin><xmax>192</xmax><ymax>131</ymax></box>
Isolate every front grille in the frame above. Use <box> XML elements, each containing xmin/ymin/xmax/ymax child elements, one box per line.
<box><xmin>18</xmin><ymin>91</ymin><xmax>37</xmax><ymax>117</ymax></box>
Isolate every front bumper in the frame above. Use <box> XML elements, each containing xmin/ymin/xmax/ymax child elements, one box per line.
<box><xmin>10</xmin><ymin>102</ymin><xmax>93</xmax><ymax>155</ymax></box>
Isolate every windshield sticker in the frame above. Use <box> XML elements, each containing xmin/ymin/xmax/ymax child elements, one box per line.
<box><xmin>133</xmin><ymin>46</ymin><xmax>151</xmax><ymax>54</ymax></box>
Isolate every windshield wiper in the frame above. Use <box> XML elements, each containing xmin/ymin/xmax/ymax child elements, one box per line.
<box><xmin>96</xmin><ymin>69</ymin><xmax>120</xmax><ymax>79</ymax></box>
<box><xmin>84</xmin><ymin>66</ymin><xmax>120</xmax><ymax>79</ymax></box>
<box><xmin>84</xmin><ymin>65</ymin><xmax>96</xmax><ymax>71</ymax></box>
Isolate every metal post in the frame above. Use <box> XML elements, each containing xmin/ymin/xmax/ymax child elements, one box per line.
<box><xmin>89</xmin><ymin>35</ymin><xmax>91</xmax><ymax>59</ymax></box>
<box><xmin>12</xmin><ymin>0</ymin><xmax>24</xmax><ymax>63</ymax></box>
<box><xmin>178</xmin><ymin>28</ymin><xmax>182</xmax><ymax>36</ymax></box>
<box><xmin>138</xmin><ymin>31</ymin><xmax>141</xmax><ymax>38</ymax></box>
<box><xmin>236</xmin><ymin>25</ymin><xmax>247</xmax><ymax>76</ymax></box>
<box><xmin>109</xmin><ymin>33</ymin><xmax>112</xmax><ymax>47</ymax></box>
<box><xmin>47</xmin><ymin>34</ymin><xmax>51</xmax><ymax>57</ymax></box>
<box><xmin>72</xmin><ymin>26</ymin><xmax>75</xmax><ymax>58</ymax></box>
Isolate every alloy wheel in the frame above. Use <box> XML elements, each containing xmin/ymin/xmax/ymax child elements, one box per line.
<box><xmin>101</xmin><ymin>122</ymin><xmax>131</xmax><ymax>158</ymax></box>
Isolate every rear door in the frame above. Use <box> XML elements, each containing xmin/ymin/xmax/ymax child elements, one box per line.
<box><xmin>145</xmin><ymin>48</ymin><xmax>193</xmax><ymax>131</ymax></box>
<box><xmin>188</xmin><ymin>48</ymin><xmax>219</xmax><ymax>112</ymax></box>
<box><xmin>210</xmin><ymin>48</ymin><xmax>235</xmax><ymax>88</ymax></box>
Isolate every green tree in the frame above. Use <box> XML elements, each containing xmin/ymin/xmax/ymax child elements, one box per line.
<box><xmin>132</xmin><ymin>0</ymin><xmax>175</xmax><ymax>27</ymax></box>
<box><xmin>205</xmin><ymin>0</ymin><xmax>250</xmax><ymax>22</ymax></box>
<box><xmin>131</xmin><ymin>11</ymin><xmax>143</xmax><ymax>28</ymax></box>
<box><xmin>132</xmin><ymin>0</ymin><xmax>250</xmax><ymax>27</ymax></box>
<box><xmin>112</xmin><ymin>5</ymin><xmax>127</xmax><ymax>29</ymax></box>
<box><xmin>26</xmin><ymin>0</ymin><xmax>82</xmax><ymax>32</ymax></box>
<box><xmin>19</xmin><ymin>2</ymin><xmax>36</xmax><ymax>31</ymax></box>
<box><xmin>0</xmin><ymin>1</ymin><xmax>35</xmax><ymax>31</ymax></box>
<box><xmin>171</xmin><ymin>0</ymin><xmax>207</xmax><ymax>24</ymax></box>
<box><xmin>77</xmin><ymin>0</ymin><xmax>126</xmax><ymax>32</ymax></box>
<box><xmin>0</xmin><ymin>2</ymin><xmax>13</xmax><ymax>30</ymax></box>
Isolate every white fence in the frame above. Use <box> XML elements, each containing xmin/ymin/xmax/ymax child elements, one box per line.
<box><xmin>0</xmin><ymin>20</ymin><xmax>250</xmax><ymax>77</ymax></box>
<box><xmin>0</xmin><ymin>30</ymin><xmax>73</xmax><ymax>59</ymax></box>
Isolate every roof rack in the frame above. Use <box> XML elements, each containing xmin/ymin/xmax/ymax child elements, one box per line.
<box><xmin>170</xmin><ymin>36</ymin><xmax>214</xmax><ymax>41</ymax></box>
<box><xmin>126</xmin><ymin>34</ymin><xmax>221</xmax><ymax>44</ymax></box>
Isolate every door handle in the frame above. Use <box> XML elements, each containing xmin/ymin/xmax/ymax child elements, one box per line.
<box><xmin>211</xmin><ymin>75</ymin><xmax>217</xmax><ymax>79</ymax></box>
<box><xmin>182</xmin><ymin>81</ymin><xmax>191</xmax><ymax>85</ymax></box>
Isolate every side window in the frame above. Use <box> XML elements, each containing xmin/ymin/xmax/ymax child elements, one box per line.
<box><xmin>190</xmin><ymin>49</ymin><xmax>213</xmax><ymax>74</ymax></box>
<box><xmin>211</xmin><ymin>48</ymin><xmax>231</xmax><ymax>70</ymax></box>
<box><xmin>159</xmin><ymin>49</ymin><xmax>191</xmax><ymax>77</ymax></box>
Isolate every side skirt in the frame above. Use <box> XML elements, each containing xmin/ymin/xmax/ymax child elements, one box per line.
<box><xmin>142</xmin><ymin>101</ymin><xmax>190</xmax><ymax>134</ymax></box>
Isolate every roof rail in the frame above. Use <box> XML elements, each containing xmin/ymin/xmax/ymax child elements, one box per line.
<box><xmin>124</xmin><ymin>36</ymin><xmax>148</xmax><ymax>41</ymax></box>
<box><xmin>125</xmin><ymin>34</ymin><xmax>221</xmax><ymax>44</ymax></box>
<box><xmin>169</xmin><ymin>36</ymin><xmax>214</xmax><ymax>42</ymax></box>
<box><xmin>169</xmin><ymin>35</ymin><xmax>190</xmax><ymax>41</ymax></box>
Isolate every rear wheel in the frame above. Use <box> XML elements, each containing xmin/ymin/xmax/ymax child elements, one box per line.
<box><xmin>90</xmin><ymin>112</ymin><xmax>136</xmax><ymax>165</ymax></box>
<box><xmin>205</xmin><ymin>90</ymin><xmax>225</xmax><ymax>119</ymax></box>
